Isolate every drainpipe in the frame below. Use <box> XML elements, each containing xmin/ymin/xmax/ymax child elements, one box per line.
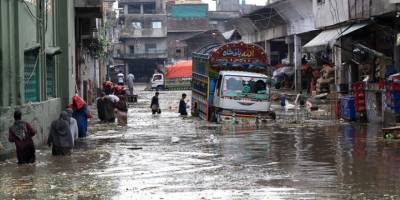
<box><xmin>39</xmin><ymin>0</ymin><xmax>46</xmax><ymax>101</ymax></box>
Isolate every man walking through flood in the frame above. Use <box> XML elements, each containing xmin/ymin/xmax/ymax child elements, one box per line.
<box><xmin>117</xmin><ymin>71</ymin><xmax>125</xmax><ymax>86</ymax></box>
<box><xmin>151</xmin><ymin>92</ymin><xmax>161</xmax><ymax>115</ymax></box>
<box><xmin>8</xmin><ymin>110</ymin><xmax>36</xmax><ymax>164</ymax></box>
<box><xmin>127</xmin><ymin>73</ymin><xmax>135</xmax><ymax>96</ymax></box>
<box><xmin>48</xmin><ymin>111</ymin><xmax>74</xmax><ymax>156</ymax></box>
<box><xmin>179</xmin><ymin>93</ymin><xmax>188</xmax><ymax>116</ymax></box>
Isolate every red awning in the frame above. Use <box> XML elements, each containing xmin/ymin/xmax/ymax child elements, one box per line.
<box><xmin>165</xmin><ymin>60</ymin><xmax>192</xmax><ymax>79</ymax></box>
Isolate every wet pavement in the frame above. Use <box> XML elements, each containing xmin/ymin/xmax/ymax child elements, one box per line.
<box><xmin>1</xmin><ymin>89</ymin><xmax>400</xmax><ymax>199</ymax></box>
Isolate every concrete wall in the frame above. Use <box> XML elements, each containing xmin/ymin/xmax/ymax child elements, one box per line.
<box><xmin>0</xmin><ymin>99</ymin><xmax>61</xmax><ymax>158</ymax></box>
<box><xmin>273</xmin><ymin>0</ymin><xmax>316</xmax><ymax>35</ymax></box>
<box><xmin>55</xmin><ymin>0</ymin><xmax>76</xmax><ymax>105</ymax></box>
<box><xmin>349</xmin><ymin>0</ymin><xmax>396</xmax><ymax>19</ymax></box>
<box><xmin>216</xmin><ymin>0</ymin><xmax>240</xmax><ymax>11</ymax></box>
<box><xmin>314</xmin><ymin>0</ymin><xmax>396</xmax><ymax>28</ymax></box>
<box><xmin>313</xmin><ymin>0</ymin><xmax>349</xmax><ymax>28</ymax></box>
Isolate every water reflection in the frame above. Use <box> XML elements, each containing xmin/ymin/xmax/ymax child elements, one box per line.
<box><xmin>0</xmin><ymin>90</ymin><xmax>400</xmax><ymax>199</ymax></box>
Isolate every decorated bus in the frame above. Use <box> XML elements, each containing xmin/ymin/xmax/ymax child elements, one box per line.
<box><xmin>191</xmin><ymin>42</ymin><xmax>275</xmax><ymax>124</ymax></box>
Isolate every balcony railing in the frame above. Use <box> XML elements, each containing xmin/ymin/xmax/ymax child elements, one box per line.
<box><xmin>119</xmin><ymin>27</ymin><xmax>167</xmax><ymax>38</ymax></box>
<box><xmin>114</xmin><ymin>50</ymin><xmax>167</xmax><ymax>59</ymax></box>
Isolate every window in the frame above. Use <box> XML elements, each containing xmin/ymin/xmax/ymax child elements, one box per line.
<box><xmin>132</xmin><ymin>21</ymin><xmax>142</xmax><ymax>29</ymax></box>
<box><xmin>176</xmin><ymin>49</ymin><xmax>182</xmax><ymax>54</ymax></box>
<box><xmin>145</xmin><ymin>43</ymin><xmax>157</xmax><ymax>53</ymax></box>
<box><xmin>222</xmin><ymin>76</ymin><xmax>269</xmax><ymax>101</ymax></box>
<box><xmin>152</xmin><ymin>21</ymin><xmax>162</xmax><ymax>29</ymax></box>
<box><xmin>317</xmin><ymin>0</ymin><xmax>325</xmax><ymax>5</ymax></box>
<box><xmin>128</xmin><ymin>4</ymin><xmax>141</xmax><ymax>14</ymax></box>
<box><xmin>143</xmin><ymin>3</ymin><xmax>156</xmax><ymax>14</ymax></box>
<box><xmin>129</xmin><ymin>46</ymin><xmax>135</xmax><ymax>54</ymax></box>
<box><xmin>46</xmin><ymin>56</ymin><xmax>56</xmax><ymax>98</ymax></box>
<box><xmin>153</xmin><ymin>74</ymin><xmax>162</xmax><ymax>81</ymax></box>
<box><xmin>24</xmin><ymin>50</ymin><xmax>39</xmax><ymax>103</ymax></box>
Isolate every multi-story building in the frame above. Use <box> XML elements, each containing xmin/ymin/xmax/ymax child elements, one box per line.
<box><xmin>115</xmin><ymin>0</ymin><xmax>168</xmax><ymax>82</ymax></box>
<box><xmin>167</xmin><ymin>3</ymin><xmax>209</xmax><ymax>61</ymax></box>
<box><xmin>214</xmin><ymin>0</ymin><xmax>240</xmax><ymax>11</ymax></box>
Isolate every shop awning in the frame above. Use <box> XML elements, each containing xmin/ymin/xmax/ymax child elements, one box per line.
<box><xmin>303</xmin><ymin>23</ymin><xmax>368</xmax><ymax>51</ymax></box>
<box><xmin>165</xmin><ymin>60</ymin><xmax>192</xmax><ymax>79</ymax></box>
<box><xmin>24</xmin><ymin>43</ymin><xmax>41</xmax><ymax>52</ymax></box>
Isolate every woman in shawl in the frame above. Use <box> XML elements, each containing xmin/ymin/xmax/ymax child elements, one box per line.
<box><xmin>48</xmin><ymin>111</ymin><xmax>74</xmax><ymax>156</ymax></box>
<box><xmin>72</xmin><ymin>96</ymin><xmax>92</xmax><ymax>138</ymax></box>
<box><xmin>8</xmin><ymin>110</ymin><xmax>36</xmax><ymax>164</ymax></box>
<box><xmin>65</xmin><ymin>108</ymin><xmax>79</xmax><ymax>146</ymax></box>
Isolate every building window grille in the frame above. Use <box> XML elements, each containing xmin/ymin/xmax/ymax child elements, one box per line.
<box><xmin>24</xmin><ymin>50</ymin><xmax>39</xmax><ymax>103</ymax></box>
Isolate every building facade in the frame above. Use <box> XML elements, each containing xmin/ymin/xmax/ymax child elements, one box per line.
<box><xmin>305</xmin><ymin>0</ymin><xmax>400</xmax><ymax>123</ymax></box>
<box><xmin>115</xmin><ymin>0</ymin><xmax>168</xmax><ymax>82</ymax></box>
<box><xmin>167</xmin><ymin>3</ymin><xmax>209</xmax><ymax>62</ymax></box>
<box><xmin>0</xmin><ymin>0</ymin><xmax>76</xmax><ymax>157</ymax></box>
<box><xmin>215</xmin><ymin>0</ymin><xmax>240</xmax><ymax>12</ymax></box>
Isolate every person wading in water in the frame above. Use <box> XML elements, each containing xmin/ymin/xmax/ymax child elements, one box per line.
<box><xmin>150</xmin><ymin>92</ymin><xmax>161</xmax><ymax>115</ymax></box>
<box><xmin>8</xmin><ymin>110</ymin><xmax>37</xmax><ymax>164</ymax></box>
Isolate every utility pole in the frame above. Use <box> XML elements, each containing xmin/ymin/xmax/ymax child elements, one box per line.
<box><xmin>38</xmin><ymin>0</ymin><xmax>47</xmax><ymax>101</ymax></box>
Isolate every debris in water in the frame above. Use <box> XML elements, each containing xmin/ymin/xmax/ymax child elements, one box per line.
<box><xmin>127</xmin><ymin>147</ymin><xmax>143</xmax><ymax>150</ymax></box>
<box><xmin>206</xmin><ymin>134</ymin><xmax>219</xmax><ymax>144</ymax></box>
<box><xmin>171</xmin><ymin>136</ymin><xmax>180</xmax><ymax>143</ymax></box>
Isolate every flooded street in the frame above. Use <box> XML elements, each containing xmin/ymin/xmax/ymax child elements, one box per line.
<box><xmin>1</xmin><ymin>89</ymin><xmax>400</xmax><ymax>200</ymax></box>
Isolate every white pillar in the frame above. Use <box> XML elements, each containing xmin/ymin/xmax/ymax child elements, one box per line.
<box><xmin>286</xmin><ymin>36</ymin><xmax>294</xmax><ymax>64</ymax></box>
<box><xmin>294</xmin><ymin>34</ymin><xmax>302</xmax><ymax>92</ymax></box>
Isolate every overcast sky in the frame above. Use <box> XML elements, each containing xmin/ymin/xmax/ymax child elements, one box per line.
<box><xmin>201</xmin><ymin>0</ymin><xmax>269</xmax><ymax>11</ymax></box>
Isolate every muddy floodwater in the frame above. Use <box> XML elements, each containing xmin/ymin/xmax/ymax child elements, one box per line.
<box><xmin>1</xmin><ymin>89</ymin><xmax>400</xmax><ymax>200</ymax></box>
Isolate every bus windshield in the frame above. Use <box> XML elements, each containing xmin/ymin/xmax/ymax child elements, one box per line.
<box><xmin>222</xmin><ymin>75</ymin><xmax>270</xmax><ymax>101</ymax></box>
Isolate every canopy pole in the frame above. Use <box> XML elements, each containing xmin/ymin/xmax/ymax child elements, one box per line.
<box><xmin>294</xmin><ymin>34</ymin><xmax>302</xmax><ymax>92</ymax></box>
